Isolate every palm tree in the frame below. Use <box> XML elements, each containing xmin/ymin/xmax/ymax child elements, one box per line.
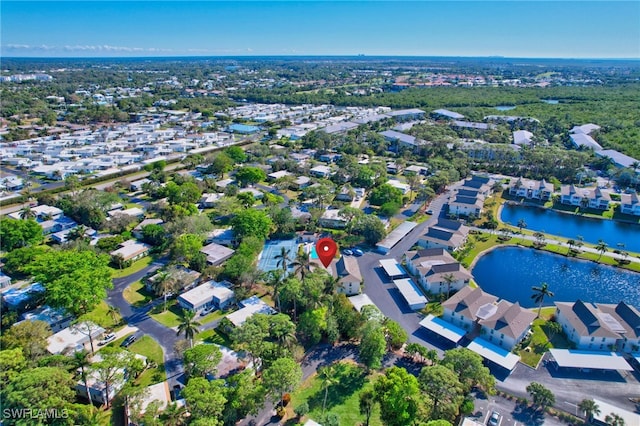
<box><xmin>18</xmin><ymin>205</ymin><xmax>36</xmax><ymax>220</ymax></box>
<box><xmin>318</xmin><ymin>364</ymin><xmax>338</xmax><ymax>414</ymax></box>
<box><xmin>596</xmin><ymin>240</ymin><xmax>608</xmax><ymax>261</ymax></box>
<box><xmin>531</xmin><ymin>282</ymin><xmax>554</xmax><ymax>318</ymax></box>
<box><xmin>443</xmin><ymin>273</ymin><xmax>456</xmax><ymax>300</ymax></box>
<box><xmin>359</xmin><ymin>389</ymin><xmax>376</xmax><ymax>426</ymax></box>
<box><xmin>161</xmin><ymin>402</ymin><xmax>187</xmax><ymax>426</ymax></box>
<box><xmin>566</xmin><ymin>239</ymin><xmax>575</xmax><ymax>254</ymax></box>
<box><xmin>275</xmin><ymin>246</ymin><xmax>293</xmax><ymax>273</ymax></box>
<box><xmin>579</xmin><ymin>399</ymin><xmax>600</xmax><ymax>424</ymax></box>
<box><xmin>67</xmin><ymin>225</ymin><xmax>88</xmax><ymax>242</ymax></box>
<box><xmin>106</xmin><ymin>305</ymin><xmax>120</xmax><ymax>326</ymax></box>
<box><xmin>265</xmin><ymin>269</ymin><xmax>285</xmax><ymax>312</ymax></box>
<box><xmin>73</xmin><ymin>349</ymin><xmax>93</xmax><ymax>404</ymax></box>
<box><xmin>322</xmin><ymin>274</ymin><xmax>342</xmax><ymax>295</ymax></box>
<box><xmin>153</xmin><ymin>271</ymin><xmax>177</xmax><ymax>312</ymax></box>
<box><xmin>176</xmin><ymin>309</ymin><xmax>201</xmax><ymax>348</ymax></box>
<box><xmin>517</xmin><ymin>218</ymin><xmax>527</xmax><ymax>234</ymax></box>
<box><xmin>292</xmin><ymin>250</ymin><xmax>318</xmax><ymax>280</ymax></box>
<box><xmin>604</xmin><ymin>413</ymin><xmax>625</xmax><ymax>426</ymax></box>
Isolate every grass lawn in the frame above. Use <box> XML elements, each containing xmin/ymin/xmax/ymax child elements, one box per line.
<box><xmin>518</xmin><ymin>317</ymin><xmax>572</xmax><ymax>368</ymax></box>
<box><xmin>80</xmin><ymin>300</ymin><xmax>122</xmax><ymax>330</ymax></box>
<box><xmin>200</xmin><ymin>310</ymin><xmax>225</xmax><ymax>325</ymax></box>
<box><xmin>111</xmin><ymin>256</ymin><xmax>154</xmax><ymax>278</ymax></box>
<box><xmin>289</xmin><ymin>361</ymin><xmax>382</xmax><ymax>426</ymax></box>
<box><xmin>197</xmin><ymin>328</ymin><xmax>233</xmax><ymax>347</ymax></box>
<box><xmin>128</xmin><ymin>335</ymin><xmax>167</xmax><ymax>387</ymax></box>
<box><xmin>149</xmin><ymin>300</ymin><xmax>184</xmax><ymax>328</ymax></box>
<box><xmin>122</xmin><ymin>280</ymin><xmax>154</xmax><ymax>307</ymax></box>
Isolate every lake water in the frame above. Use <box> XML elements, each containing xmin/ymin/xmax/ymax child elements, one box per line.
<box><xmin>495</xmin><ymin>105</ymin><xmax>516</xmax><ymax>111</ymax></box>
<box><xmin>542</xmin><ymin>99</ymin><xmax>559</xmax><ymax>104</ymax></box>
<box><xmin>471</xmin><ymin>247</ymin><xmax>640</xmax><ymax>307</ymax></box>
<box><xmin>500</xmin><ymin>204</ymin><xmax>640</xmax><ymax>253</ymax></box>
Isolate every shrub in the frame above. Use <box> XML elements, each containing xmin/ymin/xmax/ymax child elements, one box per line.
<box><xmin>276</xmin><ymin>405</ymin><xmax>286</xmax><ymax>418</ymax></box>
<box><xmin>294</xmin><ymin>402</ymin><xmax>309</xmax><ymax>418</ymax></box>
<box><xmin>282</xmin><ymin>393</ymin><xmax>291</xmax><ymax>406</ymax></box>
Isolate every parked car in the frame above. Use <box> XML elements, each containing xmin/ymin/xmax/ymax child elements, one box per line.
<box><xmin>426</xmin><ymin>209</ymin><xmax>434</xmax><ymax>215</ymax></box>
<box><xmin>200</xmin><ymin>305</ymin><xmax>214</xmax><ymax>316</ymax></box>
<box><xmin>488</xmin><ymin>411</ymin><xmax>501</xmax><ymax>426</ymax></box>
<box><xmin>342</xmin><ymin>249</ymin><xmax>353</xmax><ymax>256</ymax></box>
<box><xmin>352</xmin><ymin>248</ymin><xmax>364</xmax><ymax>257</ymax></box>
<box><xmin>120</xmin><ymin>334</ymin><xmax>137</xmax><ymax>348</ymax></box>
<box><xmin>98</xmin><ymin>333</ymin><xmax>116</xmax><ymax>346</ymax></box>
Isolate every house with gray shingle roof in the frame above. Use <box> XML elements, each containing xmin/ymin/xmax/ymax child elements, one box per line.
<box><xmin>555</xmin><ymin>300</ymin><xmax>640</xmax><ymax>352</ymax></box>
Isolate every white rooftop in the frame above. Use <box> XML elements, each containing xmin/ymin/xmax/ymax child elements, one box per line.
<box><xmin>377</xmin><ymin>221</ymin><xmax>417</xmax><ymax>251</ymax></box>
<box><xmin>467</xmin><ymin>337</ymin><xmax>520</xmax><ymax>370</ymax></box>
<box><xmin>393</xmin><ymin>278</ymin><xmax>428</xmax><ymax>308</ymax></box>
<box><xmin>226</xmin><ymin>296</ymin><xmax>275</xmax><ymax>327</ymax></box>
<box><xmin>179</xmin><ymin>281</ymin><xmax>233</xmax><ymax>306</ymax></box>
<box><xmin>47</xmin><ymin>322</ymin><xmax>105</xmax><ymax>354</ymax></box>
<box><xmin>549</xmin><ymin>349</ymin><xmax>633</xmax><ymax>371</ymax></box>
<box><xmin>379</xmin><ymin>259</ymin><xmax>407</xmax><ymax>277</ymax></box>
<box><xmin>592</xmin><ymin>399</ymin><xmax>640</xmax><ymax>426</ymax></box>
<box><xmin>348</xmin><ymin>294</ymin><xmax>375</xmax><ymax>312</ymax></box>
<box><xmin>419</xmin><ymin>314</ymin><xmax>466</xmax><ymax>343</ymax></box>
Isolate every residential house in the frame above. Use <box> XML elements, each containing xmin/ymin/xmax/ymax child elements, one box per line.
<box><xmin>508</xmin><ymin>177</ymin><xmax>554</xmax><ymax>200</ymax></box>
<box><xmin>560</xmin><ymin>185</ymin><xmax>611</xmax><ymax>209</ymax></box>
<box><xmin>452</xmin><ymin>121</ymin><xmax>495</xmax><ymax>131</ymax></box>
<box><xmin>267</xmin><ymin>170</ymin><xmax>292</xmax><ymax>181</ymax></box>
<box><xmin>387</xmin><ymin>108</ymin><xmax>426</xmax><ymax>121</ymax></box>
<box><xmin>319</xmin><ymin>209</ymin><xmax>348</xmax><ymax>229</ymax></box>
<box><xmin>145</xmin><ymin>266</ymin><xmax>201</xmax><ymax>294</ymax></box>
<box><xmin>595</xmin><ymin>149</ymin><xmax>640</xmax><ymax>170</ymax></box>
<box><xmin>555</xmin><ymin>300</ymin><xmax>640</xmax><ymax>352</ymax></box>
<box><xmin>200</xmin><ymin>242</ymin><xmax>235</xmax><ymax>266</ymax></box>
<box><xmin>318</xmin><ymin>153</ymin><xmax>342</xmax><ymax>163</ymax></box>
<box><xmin>404</xmin><ymin>165</ymin><xmax>429</xmax><ymax>176</ymax></box>
<box><xmin>512</xmin><ymin>130</ymin><xmax>534</xmax><ymax>146</ymax></box>
<box><xmin>387</xmin><ymin>179</ymin><xmax>410</xmax><ymax>195</ymax></box>
<box><xmin>132</xmin><ymin>218</ymin><xmax>164</xmax><ymax>239</ymax></box>
<box><xmin>418</xmin><ymin>218</ymin><xmax>469</xmax><ymax>251</ymax></box>
<box><xmin>225</xmin><ymin>296</ymin><xmax>276</xmax><ymax>328</ymax></box>
<box><xmin>570</xmin><ymin>133</ymin><xmax>603</xmax><ymax>151</ymax></box>
<box><xmin>110</xmin><ymin>240</ymin><xmax>150</xmax><ymax>263</ymax></box>
<box><xmin>47</xmin><ymin>322</ymin><xmax>106</xmax><ymax>355</ymax></box>
<box><xmin>199</xmin><ymin>193</ymin><xmax>222</xmax><ymax>208</ymax></box>
<box><xmin>335</xmin><ymin>186</ymin><xmax>356</xmax><ymax>202</ymax></box>
<box><xmin>620</xmin><ymin>192</ymin><xmax>640</xmax><ymax>216</ymax></box>
<box><xmin>177</xmin><ymin>280</ymin><xmax>235</xmax><ymax>312</ymax></box>
<box><xmin>431</xmin><ymin>109</ymin><xmax>464</xmax><ymax>120</ymax></box>
<box><xmin>570</xmin><ymin>123</ymin><xmax>600</xmax><ymax>135</ymax></box>
<box><xmin>379</xmin><ymin>130</ymin><xmax>423</xmax><ymax>152</ymax></box>
<box><xmin>2</xmin><ymin>282</ymin><xmax>45</xmax><ymax>311</ymax></box>
<box><xmin>309</xmin><ymin>165</ymin><xmax>332</xmax><ymax>178</ymax></box>
<box><xmin>292</xmin><ymin>176</ymin><xmax>311</xmax><ymax>189</ymax></box>
<box><xmin>0</xmin><ymin>270</ymin><xmax>11</xmax><ymax>288</ymax></box>
<box><xmin>442</xmin><ymin>286</ymin><xmax>497</xmax><ymax>332</ymax></box>
<box><xmin>19</xmin><ymin>305</ymin><xmax>74</xmax><ymax>333</ymax></box>
<box><xmin>330</xmin><ymin>256</ymin><xmax>362</xmax><ymax>296</ymax></box>
<box><xmin>76</xmin><ymin>352</ymin><xmax>147</xmax><ymax>405</ymax></box>
<box><xmin>477</xmin><ymin>300</ymin><xmax>536</xmax><ymax>350</ymax></box>
<box><xmin>108</xmin><ymin>207</ymin><xmax>144</xmax><ymax>219</ymax></box>
<box><xmin>404</xmin><ymin>248</ymin><xmax>472</xmax><ymax>295</ymax></box>
<box><xmin>448</xmin><ymin>193</ymin><xmax>484</xmax><ymax>217</ymax></box>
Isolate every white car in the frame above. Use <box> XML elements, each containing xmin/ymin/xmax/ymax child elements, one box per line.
<box><xmin>488</xmin><ymin>411</ymin><xmax>500</xmax><ymax>426</ymax></box>
<box><xmin>200</xmin><ymin>306</ymin><xmax>214</xmax><ymax>316</ymax></box>
<box><xmin>98</xmin><ymin>333</ymin><xmax>116</xmax><ymax>346</ymax></box>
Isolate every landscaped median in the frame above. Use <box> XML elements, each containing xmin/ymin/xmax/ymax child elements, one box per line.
<box><xmin>149</xmin><ymin>299</ymin><xmax>225</xmax><ymax>328</ymax></box>
<box><xmin>111</xmin><ymin>256</ymin><xmax>154</xmax><ymax>278</ymax></box>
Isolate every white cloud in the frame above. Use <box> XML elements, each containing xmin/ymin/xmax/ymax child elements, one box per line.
<box><xmin>3</xmin><ymin>44</ymin><xmax>172</xmax><ymax>53</ymax></box>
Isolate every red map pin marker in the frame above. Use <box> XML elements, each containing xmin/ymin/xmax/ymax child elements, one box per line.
<box><xmin>316</xmin><ymin>238</ymin><xmax>338</xmax><ymax>268</ymax></box>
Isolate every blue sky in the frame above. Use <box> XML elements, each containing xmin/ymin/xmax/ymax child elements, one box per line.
<box><xmin>2</xmin><ymin>1</ymin><xmax>639</xmax><ymax>58</ymax></box>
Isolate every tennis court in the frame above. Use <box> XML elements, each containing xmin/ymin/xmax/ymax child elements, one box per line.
<box><xmin>258</xmin><ymin>239</ymin><xmax>299</xmax><ymax>273</ymax></box>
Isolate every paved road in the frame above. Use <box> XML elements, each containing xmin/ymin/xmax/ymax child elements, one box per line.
<box><xmin>107</xmin><ymin>259</ymin><xmax>189</xmax><ymax>388</ymax></box>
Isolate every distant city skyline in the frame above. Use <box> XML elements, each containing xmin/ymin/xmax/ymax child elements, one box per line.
<box><xmin>2</xmin><ymin>1</ymin><xmax>639</xmax><ymax>59</ymax></box>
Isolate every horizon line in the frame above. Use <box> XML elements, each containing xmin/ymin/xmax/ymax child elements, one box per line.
<box><xmin>3</xmin><ymin>54</ymin><xmax>640</xmax><ymax>61</ymax></box>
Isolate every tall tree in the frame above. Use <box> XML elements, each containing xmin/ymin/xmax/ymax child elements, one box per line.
<box><xmin>182</xmin><ymin>377</ymin><xmax>227</xmax><ymax>421</ymax></box>
<box><xmin>90</xmin><ymin>347</ymin><xmax>136</xmax><ymax>407</ymax></box>
<box><xmin>230</xmin><ymin>209</ymin><xmax>273</xmax><ymax>241</ymax></box>
<box><xmin>3</xmin><ymin>367</ymin><xmax>76</xmax><ymax>415</ymax></box>
<box><xmin>274</xmin><ymin>246</ymin><xmax>293</xmax><ymax>273</ymax></box>
<box><xmin>359</xmin><ymin>389</ymin><xmax>376</xmax><ymax>426</ymax></box>
<box><xmin>262</xmin><ymin>357</ymin><xmax>302</xmax><ymax>404</ymax></box>
<box><xmin>374</xmin><ymin>366</ymin><xmax>427</xmax><ymax>426</ymax></box>
<box><xmin>442</xmin><ymin>348</ymin><xmax>495</xmax><ymax>394</ymax></box>
<box><xmin>318</xmin><ymin>364</ymin><xmax>338</xmax><ymax>414</ymax></box>
<box><xmin>183</xmin><ymin>344</ymin><xmax>223</xmax><ymax>378</ymax></box>
<box><xmin>596</xmin><ymin>239</ymin><xmax>608</xmax><ymax>261</ymax></box>
<box><xmin>604</xmin><ymin>413</ymin><xmax>625</xmax><ymax>426</ymax></box>
<box><xmin>579</xmin><ymin>399</ymin><xmax>600</xmax><ymax>424</ymax></box>
<box><xmin>359</xmin><ymin>321</ymin><xmax>387</xmax><ymax>370</ymax></box>
<box><xmin>531</xmin><ymin>282</ymin><xmax>554</xmax><ymax>318</ymax></box>
<box><xmin>418</xmin><ymin>365</ymin><xmax>464</xmax><ymax>421</ymax></box>
<box><xmin>176</xmin><ymin>309</ymin><xmax>202</xmax><ymax>348</ymax></box>
<box><xmin>0</xmin><ymin>218</ymin><xmax>44</xmax><ymax>251</ymax></box>
<box><xmin>292</xmin><ymin>250</ymin><xmax>317</xmax><ymax>280</ymax></box>
<box><xmin>26</xmin><ymin>249</ymin><xmax>113</xmax><ymax>316</ymax></box>
<box><xmin>73</xmin><ymin>349</ymin><xmax>93</xmax><ymax>405</ymax></box>
<box><xmin>526</xmin><ymin>382</ymin><xmax>555</xmax><ymax>411</ymax></box>
<box><xmin>265</xmin><ymin>269</ymin><xmax>285</xmax><ymax>311</ymax></box>
<box><xmin>18</xmin><ymin>205</ymin><xmax>36</xmax><ymax>220</ymax></box>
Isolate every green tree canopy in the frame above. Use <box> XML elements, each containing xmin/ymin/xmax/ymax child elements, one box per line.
<box><xmin>442</xmin><ymin>348</ymin><xmax>495</xmax><ymax>394</ymax></box>
<box><xmin>182</xmin><ymin>377</ymin><xmax>227</xmax><ymax>422</ymax></box>
<box><xmin>0</xmin><ymin>218</ymin><xmax>43</xmax><ymax>251</ymax></box>
<box><xmin>262</xmin><ymin>357</ymin><xmax>302</xmax><ymax>403</ymax></box>
<box><xmin>3</xmin><ymin>367</ymin><xmax>76</xmax><ymax>416</ymax></box>
<box><xmin>352</xmin><ymin>214</ymin><xmax>387</xmax><ymax>245</ymax></box>
<box><xmin>374</xmin><ymin>366</ymin><xmax>427</xmax><ymax>426</ymax></box>
<box><xmin>231</xmin><ymin>209</ymin><xmax>273</xmax><ymax>241</ymax></box>
<box><xmin>368</xmin><ymin>184</ymin><xmax>403</xmax><ymax>206</ymax></box>
<box><xmin>234</xmin><ymin>166</ymin><xmax>266</xmax><ymax>187</ymax></box>
<box><xmin>359</xmin><ymin>321</ymin><xmax>387</xmax><ymax>370</ymax></box>
<box><xmin>419</xmin><ymin>364</ymin><xmax>464</xmax><ymax>421</ymax></box>
<box><xmin>26</xmin><ymin>249</ymin><xmax>113</xmax><ymax>316</ymax></box>
<box><xmin>183</xmin><ymin>344</ymin><xmax>223</xmax><ymax>379</ymax></box>
<box><xmin>225</xmin><ymin>146</ymin><xmax>247</xmax><ymax>163</ymax></box>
